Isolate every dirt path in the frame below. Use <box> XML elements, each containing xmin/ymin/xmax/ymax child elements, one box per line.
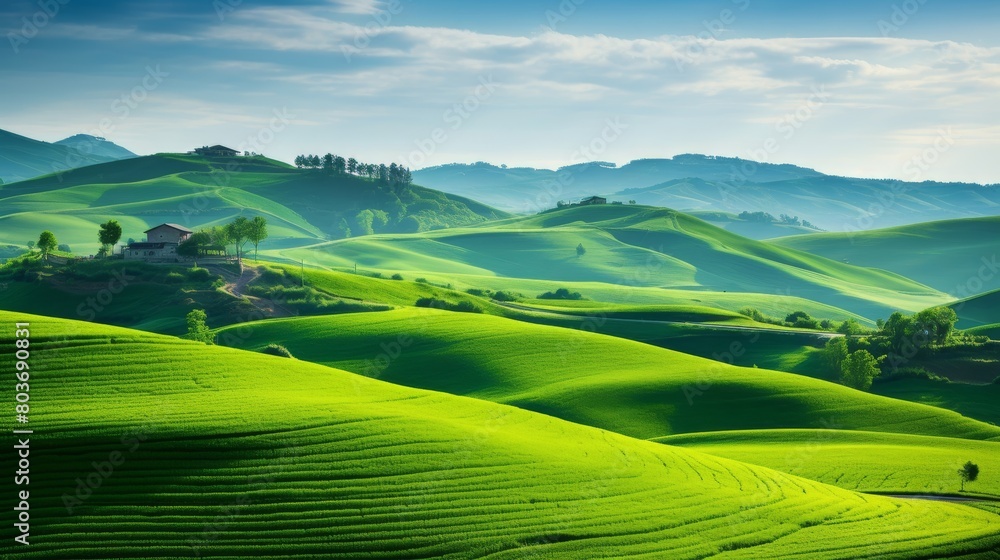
<box><xmin>207</xmin><ymin>265</ymin><xmax>296</xmax><ymax>319</ymax></box>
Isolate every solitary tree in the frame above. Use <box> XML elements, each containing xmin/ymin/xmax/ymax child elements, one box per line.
<box><xmin>26</xmin><ymin>240</ymin><xmax>35</xmax><ymax>252</ymax></box>
<box><xmin>247</xmin><ymin>216</ymin><xmax>268</xmax><ymax>261</ymax></box>
<box><xmin>958</xmin><ymin>461</ymin><xmax>979</xmax><ymax>492</ymax></box>
<box><xmin>37</xmin><ymin>230</ymin><xmax>57</xmax><ymax>261</ymax></box>
<box><xmin>225</xmin><ymin>217</ymin><xmax>251</xmax><ymax>270</ymax></box>
<box><xmin>576</xmin><ymin>243</ymin><xmax>586</xmax><ymax>257</ymax></box>
<box><xmin>840</xmin><ymin>349</ymin><xmax>880</xmax><ymax>391</ymax></box>
<box><xmin>185</xmin><ymin>309</ymin><xmax>213</xmax><ymax>344</ymax></box>
<box><xmin>98</xmin><ymin>219</ymin><xmax>123</xmax><ymax>257</ymax></box>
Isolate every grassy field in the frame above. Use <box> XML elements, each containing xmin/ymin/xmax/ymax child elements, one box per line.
<box><xmin>3</xmin><ymin>310</ymin><xmax>1000</xmax><ymax>558</ymax></box>
<box><xmin>950</xmin><ymin>288</ymin><xmax>1000</xmax><ymax>328</ymax></box>
<box><xmin>271</xmin><ymin>205</ymin><xmax>951</xmax><ymax>319</ymax></box>
<box><xmin>215</xmin><ymin>309</ymin><xmax>1000</xmax><ymax>442</ymax></box>
<box><xmin>0</xmin><ymin>153</ymin><xmax>506</xmax><ymax>254</ymax></box>
<box><xmin>772</xmin><ymin>215</ymin><xmax>1000</xmax><ymax>297</ymax></box>
<box><xmin>659</xmin><ymin>430</ymin><xmax>1000</xmax><ymax>498</ymax></box>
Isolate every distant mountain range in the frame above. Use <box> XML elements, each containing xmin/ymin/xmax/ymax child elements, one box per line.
<box><xmin>0</xmin><ymin>128</ymin><xmax>136</xmax><ymax>184</ymax></box>
<box><xmin>413</xmin><ymin>155</ymin><xmax>1000</xmax><ymax>232</ymax></box>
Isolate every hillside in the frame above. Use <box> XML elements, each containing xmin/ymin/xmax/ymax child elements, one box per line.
<box><xmin>272</xmin><ymin>204</ymin><xmax>951</xmax><ymax>319</ymax></box>
<box><xmin>0</xmin><ymin>153</ymin><xmax>508</xmax><ymax>254</ymax></box>
<box><xmin>54</xmin><ymin>133</ymin><xmax>137</xmax><ymax>160</ymax></box>
<box><xmin>413</xmin><ymin>155</ymin><xmax>823</xmax><ymax>213</ymax></box>
<box><xmin>6</xmin><ymin>311</ymin><xmax>999</xmax><ymax>558</ymax></box>
<box><xmin>413</xmin><ymin>155</ymin><xmax>1000</xmax><ymax>230</ymax></box>
<box><xmin>773</xmin><ymin>216</ymin><xmax>1000</xmax><ymax>297</ymax></box>
<box><xmin>7</xmin><ymin>313</ymin><xmax>1000</xmax><ymax>559</ymax></box>
<box><xmin>0</xmin><ymin>128</ymin><xmax>130</xmax><ymax>184</ymax></box>
<box><xmin>948</xmin><ymin>288</ymin><xmax>1000</xmax><ymax>329</ymax></box>
<box><xmin>216</xmin><ymin>309</ymin><xmax>1000</xmax><ymax>442</ymax></box>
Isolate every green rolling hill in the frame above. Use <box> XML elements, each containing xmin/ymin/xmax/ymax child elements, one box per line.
<box><xmin>772</xmin><ymin>216</ymin><xmax>1000</xmax><ymax>298</ymax></box>
<box><xmin>4</xmin><ymin>310</ymin><xmax>999</xmax><ymax>558</ymax></box>
<box><xmin>215</xmin><ymin>309</ymin><xmax>1000</xmax><ymax>443</ymax></box>
<box><xmin>0</xmin><ymin>153</ymin><xmax>508</xmax><ymax>254</ymax></box>
<box><xmin>272</xmin><ymin>205</ymin><xmax>951</xmax><ymax>319</ymax></box>
<box><xmin>54</xmin><ymin>134</ymin><xmax>137</xmax><ymax>160</ymax></box>
<box><xmin>949</xmin><ymin>288</ymin><xmax>1000</xmax><ymax>329</ymax></box>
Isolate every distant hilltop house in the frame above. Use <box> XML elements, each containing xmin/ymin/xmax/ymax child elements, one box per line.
<box><xmin>191</xmin><ymin>145</ymin><xmax>240</xmax><ymax>157</ymax></box>
<box><xmin>124</xmin><ymin>223</ymin><xmax>193</xmax><ymax>262</ymax></box>
<box><xmin>579</xmin><ymin>196</ymin><xmax>608</xmax><ymax>206</ymax></box>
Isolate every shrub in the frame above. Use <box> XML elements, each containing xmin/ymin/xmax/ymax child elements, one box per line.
<box><xmin>415</xmin><ymin>278</ymin><xmax>429</xmax><ymax>284</ymax></box>
<box><xmin>785</xmin><ymin>311</ymin><xmax>811</xmax><ymax>323</ymax></box>
<box><xmin>262</xmin><ymin>344</ymin><xmax>294</xmax><ymax>359</ymax></box>
<box><xmin>538</xmin><ymin>288</ymin><xmax>584</xmax><ymax>300</ymax></box>
<box><xmin>57</xmin><ymin>244</ymin><xmax>72</xmax><ymax>253</ymax></box>
<box><xmin>188</xmin><ymin>267</ymin><xmax>213</xmax><ymax>281</ymax></box>
<box><xmin>491</xmin><ymin>290</ymin><xmax>522</xmax><ymax>302</ymax></box>
<box><xmin>165</xmin><ymin>271</ymin><xmax>185</xmax><ymax>284</ymax></box>
<box><xmin>415</xmin><ymin>297</ymin><xmax>482</xmax><ymax>314</ymax></box>
<box><xmin>391</xmin><ymin>273</ymin><xmax>404</xmax><ymax>281</ymax></box>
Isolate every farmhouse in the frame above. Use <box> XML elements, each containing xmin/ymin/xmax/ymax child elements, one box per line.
<box><xmin>124</xmin><ymin>223</ymin><xmax>192</xmax><ymax>262</ymax></box>
<box><xmin>580</xmin><ymin>196</ymin><xmax>608</xmax><ymax>206</ymax></box>
<box><xmin>192</xmin><ymin>145</ymin><xmax>240</xmax><ymax>157</ymax></box>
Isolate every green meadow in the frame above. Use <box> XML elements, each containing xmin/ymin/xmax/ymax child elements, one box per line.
<box><xmin>3</xmin><ymin>311</ymin><xmax>1000</xmax><ymax>559</ymax></box>
<box><xmin>3</xmin><ymin>152</ymin><xmax>999</xmax><ymax>558</ymax></box>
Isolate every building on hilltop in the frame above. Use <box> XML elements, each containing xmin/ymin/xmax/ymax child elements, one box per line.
<box><xmin>579</xmin><ymin>196</ymin><xmax>608</xmax><ymax>206</ymax></box>
<box><xmin>124</xmin><ymin>223</ymin><xmax>193</xmax><ymax>262</ymax></box>
<box><xmin>191</xmin><ymin>145</ymin><xmax>240</xmax><ymax>157</ymax></box>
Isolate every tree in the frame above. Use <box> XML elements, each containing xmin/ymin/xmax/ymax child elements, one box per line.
<box><xmin>247</xmin><ymin>216</ymin><xmax>268</xmax><ymax>261</ymax></box>
<box><xmin>37</xmin><ymin>231</ymin><xmax>57</xmax><ymax>261</ymax></box>
<box><xmin>958</xmin><ymin>461</ymin><xmax>979</xmax><ymax>492</ymax></box>
<box><xmin>837</xmin><ymin>318</ymin><xmax>866</xmax><ymax>335</ymax></box>
<box><xmin>824</xmin><ymin>337</ymin><xmax>849</xmax><ymax>374</ymax></box>
<box><xmin>882</xmin><ymin>311</ymin><xmax>915</xmax><ymax>353</ymax></box>
<box><xmin>840</xmin><ymin>349</ymin><xmax>880</xmax><ymax>391</ymax></box>
<box><xmin>225</xmin><ymin>217</ymin><xmax>251</xmax><ymax>270</ymax></box>
<box><xmin>576</xmin><ymin>243</ymin><xmax>586</xmax><ymax>257</ymax></box>
<box><xmin>914</xmin><ymin>306</ymin><xmax>958</xmax><ymax>346</ymax></box>
<box><xmin>185</xmin><ymin>309</ymin><xmax>213</xmax><ymax>344</ymax></box>
<box><xmin>26</xmin><ymin>240</ymin><xmax>35</xmax><ymax>252</ymax></box>
<box><xmin>294</xmin><ymin>155</ymin><xmax>306</xmax><ymax>168</ymax></box>
<box><xmin>347</xmin><ymin>157</ymin><xmax>358</xmax><ymax>175</ymax></box>
<box><xmin>98</xmin><ymin>219</ymin><xmax>123</xmax><ymax>256</ymax></box>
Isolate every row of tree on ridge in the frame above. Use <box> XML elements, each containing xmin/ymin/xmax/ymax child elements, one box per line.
<box><xmin>293</xmin><ymin>154</ymin><xmax>413</xmax><ymax>188</ymax></box>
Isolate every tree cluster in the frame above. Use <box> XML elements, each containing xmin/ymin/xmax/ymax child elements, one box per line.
<box><xmin>737</xmin><ymin>211</ymin><xmax>817</xmax><ymax>229</ymax></box>
<box><xmin>178</xmin><ymin>216</ymin><xmax>268</xmax><ymax>268</ymax></box>
<box><xmin>294</xmin><ymin>154</ymin><xmax>413</xmax><ymax>188</ymax></box>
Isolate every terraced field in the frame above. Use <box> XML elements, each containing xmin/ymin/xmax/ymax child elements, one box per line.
<box><xmin>660</xmin><ymin>430</ymin><xmax>1000</xmax><ymax>498</ymax></box>
<box><xmin>215</xmin><ymin>309</ymin><xmax>1000</xmax><ymax>442</ymax></box>
<box><xmin>3</xmin><ymin>311</ymin><xmax>1000</xmax><ymax>558</ymax></box>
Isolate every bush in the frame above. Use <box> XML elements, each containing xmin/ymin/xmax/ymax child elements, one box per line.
<box><xmin>165</xmin><ymin>271</ymin><xmax>185</xmax><ymax>284</ymax></box>
<box><xmin>415</xmin><ymin>297</ymin><xmax>482</xmax><ymax>314</ymax></box>
<box><xmin>538</xmin><ymin>288</ymin><xmax>584</xmax><ymax>300</ymax></box>
<box><xmin>188</xmin><ymin>267</ymin><xmax>213</xmax><ymax>281</ymax></box>
<box><xmin>415</xmin><ymin>278</ymin><xmax>429</xmax><ymax>284</ymax></box>
<box><xmin>57</xmin><ymin>244</ymin><xmax>71</xmax><ymax>253</ymax></box>
<box><xmin>262</xmin><ymin>344</ymin><xmax>294</xmax><ymax>359</ymax></box>
<box><xmin>491</xmin><ymin>290</ymin><xmax>522</xmax><ymax>302</ymax></box>
<box><xmin>391</xmin><ymin>273</ymin><xmax>404</xmax><ymax>281</ymax></box>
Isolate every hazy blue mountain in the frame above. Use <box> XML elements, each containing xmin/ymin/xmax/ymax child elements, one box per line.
<box><xmin>413</xmin><ymin>154</ymin><xmax>1000</xmax><ymax>231</ymax></box>
<box><xmin>0</xmin><ymin>128</ymin><xmax>135</xmax><ymax>183</ymax></box>
<box><xmin>55</xmin><ymin>134</ymin><xmax>137</xmax><ymax>161</ymax></box>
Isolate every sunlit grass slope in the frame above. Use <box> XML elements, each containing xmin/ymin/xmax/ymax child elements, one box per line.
<box><xmin>276</xmin><ymin>205</ymin><xmax>950</xmax><ymax>318</ymax></box>
<box><xmin>5</xmin><ymin>311</ymin><xmax>1000</xmax><ymax>558</ymax></box>
<box><xmin>0</xmin><ymin>153</ymin><xmax>506</xmax><ymax>253</ymax></box>
<box><xmin>659</xmin><ymin>430</ymin><xmax>1000</xmax><ymax>498</ymax></box>
<box><xmin>772</xmin><ymin>215</ymin><xmax>1000</xmax><ymax>296</ymax></box>
<box><xmin>216</xmin><ymin>309</ymin><xmax>1000</xmax><ymax>442</ymax></box>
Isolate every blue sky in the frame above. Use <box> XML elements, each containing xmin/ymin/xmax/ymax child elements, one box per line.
<box><xmin>2</xmin><ymin>0</ymin><xmax>999</xmax><ymax>183</ymax></box>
